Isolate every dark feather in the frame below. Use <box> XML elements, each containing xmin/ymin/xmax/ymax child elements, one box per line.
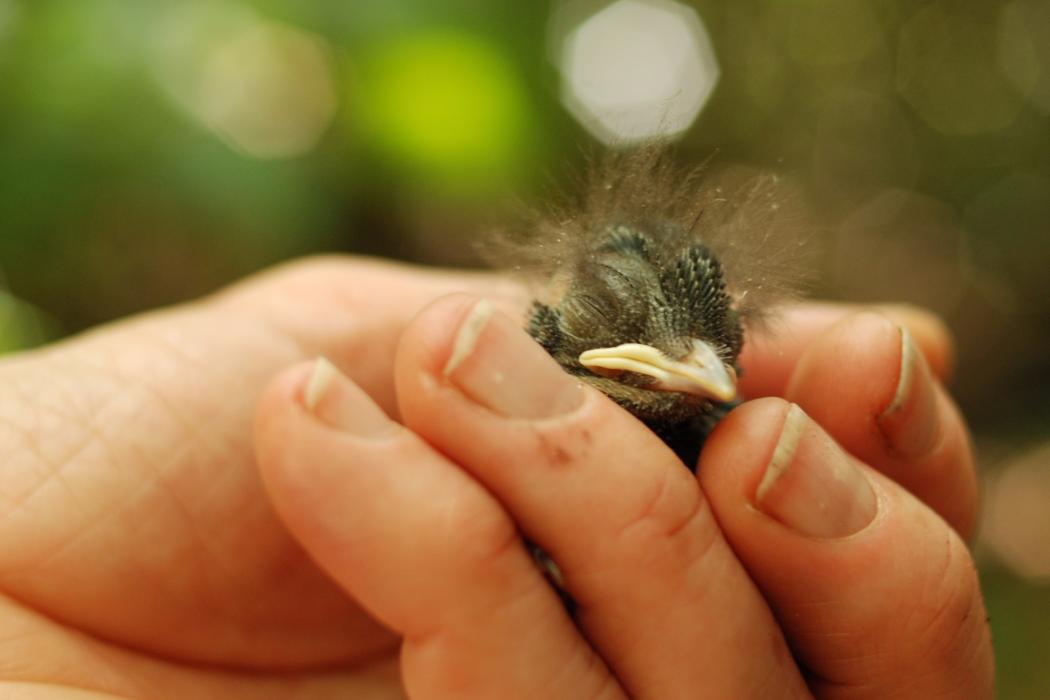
<box><xmin>485</xmin><ymin>146</ymin><xmax>809</xmax><ymax>466</ymax></box>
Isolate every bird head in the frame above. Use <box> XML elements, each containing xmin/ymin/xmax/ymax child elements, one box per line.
<box><xmin>488</xmin><ymin>147</ymin><xmax>803</xmax><ymax>437</ymax></box>
<box><xmin>528</xmin><ymin>224</ymin><xmax>743</xmax><ymax>427</ymax></box>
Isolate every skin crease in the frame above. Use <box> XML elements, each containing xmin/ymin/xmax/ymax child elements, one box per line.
<box><xmin>0</xmin><ymin>257</ymin><xmax>992</xmax><ymax>698</ymax></box>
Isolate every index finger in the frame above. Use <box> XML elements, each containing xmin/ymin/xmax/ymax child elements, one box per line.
<box><xmin>394</xmin><ymin>296</ymin><xmax>811</xmax><ymax>698</ymax></box>
<box><xmin>739</xmin><ymin>302</ymin><xmax>954</xmax><ymax>398</ymax></box>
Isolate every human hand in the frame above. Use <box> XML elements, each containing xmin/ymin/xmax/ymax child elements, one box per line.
<box><xmin>255</xmin><ymin>280</ymin><xmax>993</xmax><ymax>697</ymax></box>
<box><xmin>0</xmin><ymin>257</ymin><xmax>992</xmax><ymax>698</ymax></box>
<box><xmin>0</xmin><ymin>258</ymin><xmax>522</xmax><ymax>698</ymax></box>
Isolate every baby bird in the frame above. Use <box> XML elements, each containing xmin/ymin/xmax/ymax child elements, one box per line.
<box><xmin>491</xmin><ymin>147</ymin><xmax>802</xmax><ymax>468</ymax></box>
<box><xmin>527</xmin><ymin>226</ymin><xmax>741</xmax><ymax>465</ymax></box>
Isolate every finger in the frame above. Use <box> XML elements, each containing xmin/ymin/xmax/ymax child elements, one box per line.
<box><xmin>0</xmin><ymin>685</ymin><xmax>126</xmax><ymax>699</ymax></box>
<box><xmin>783</xmin><ymin>312</ymin><xmax>978</xmax><ymax>538</ymax></box>
<box><xmin>739</xmin><ymin>302</ymin><xmax>954</xmax><ymax>399</ymax></box>
<box><xmin>700</xmin><ymin>399</ymin><xmax>994</xmax><ymax>699</ymax></box>
<box><xmin>214</xmin><ymin>256</ymin><xmax>528</xmax><ymax>415</ymax></box>
<box><xmin>255</xmin><ymin>359</ymin><xmax>623</xmax><ymax>700</ymax></box>
<box><xmin>394</xmin><ymin>296</ymin><xmax>810</xmax><ymax>698</ymax></box>
<box><xmin>0</xmin><ymin>595</ymin><xmax>402</xmax><ymax>700</ymax></box>
<box><xmin>0</xmin><ymin>257</ymin><xmax>523</xmax><ymax>666</ymax></box>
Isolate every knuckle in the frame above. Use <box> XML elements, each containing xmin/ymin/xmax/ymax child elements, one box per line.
<box><xmin>613</xmin><ymin>465</ymin><xmax>716</xmax><ymax>566</ymax></box>
<box><xmin>439</xmin><ymin>489</ymin><xmax>521</xmax><ymax>574</ymax></box>
<box><xmin>540</xmin><ymin>647</ymin><xmax>624</xmax><ymax>700</ymax></box>
<box><xmin>263</xmin><ymin>255</ymin><xmax>361</xmax><ymax>287</ymax></box>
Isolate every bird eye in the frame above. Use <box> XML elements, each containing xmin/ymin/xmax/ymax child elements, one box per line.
<box><xmin>565</xmin><ymin>292</ymin><xmax>617</xmax><ymax>327</ymax></box>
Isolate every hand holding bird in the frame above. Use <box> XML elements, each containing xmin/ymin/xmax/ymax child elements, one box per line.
<box><xmin>0</xmin><ymin>254</ymin><xmax>990</xmax><ymax>698</ymax></box>
<box><xmin>492</xmin><ymin>147</ymin><xmax>804</xmax><ymax>465</ymax></box>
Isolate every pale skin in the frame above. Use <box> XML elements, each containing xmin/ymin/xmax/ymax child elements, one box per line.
<box><xmin>0</xmin><ymin>257</ymin><xmax>993</xmax><ymax>698</ymax></box>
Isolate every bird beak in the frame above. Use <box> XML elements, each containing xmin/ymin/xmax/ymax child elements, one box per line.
<box><xmin>578</xmin><ymin>340</ymin><xmax>738</xmax><ymax>403</ymax></box>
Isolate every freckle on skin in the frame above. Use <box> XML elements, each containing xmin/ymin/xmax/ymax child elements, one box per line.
<box><xmin>536</xmin><ymin>432</ymin><xmax>574</xmax><ymax>469</ymax></box>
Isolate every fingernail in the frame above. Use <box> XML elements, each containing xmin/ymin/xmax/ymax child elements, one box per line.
<box><xmin>877</xmin><ymin>327</ymin><xmax>940</xmax><ymax>459</ymax></box>
<box><xmin>756</xmin><ymin>404</ymin><xmax>877</xmax><ymax>538</ymax></box>
<box><xmin>443</xmin><ymin>299</ymin><xmax>583</xmax><ymax>418</ymax></box>
<box><xmin>301</xmin><ymin>357</ymin><xmax>393</xmax><ymax>437</ymax></box>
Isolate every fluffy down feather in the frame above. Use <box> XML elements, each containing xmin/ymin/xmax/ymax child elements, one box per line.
<box><xmin>484</xmin><ymin>146</ymin><xmax>809</xmax><ymax>465</ymax></box>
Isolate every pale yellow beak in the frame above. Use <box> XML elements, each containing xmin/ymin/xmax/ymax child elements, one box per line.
<box><xmin>578</xmin><ymin>339</ymin><xmax>738</xmax><ymax>403</ymax></box>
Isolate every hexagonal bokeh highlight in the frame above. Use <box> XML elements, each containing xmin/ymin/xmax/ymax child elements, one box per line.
<box><xmin>897</xmin><ymin>3</ymin><xmax>1027</xmax><ymax>135</ymax></box>
<box><xmin>556</xmin><ymin>0</ymin><xmax>720</xmax><ymax>144</ymax></box>
<box><xmin>152</xmin><ymin>5</ymin><xmax>337</xmax><ymax>160</ymax></box>
<box><xmin>998</xmin><ymin>0</ymin><xmax>1050</xmax><ymax>116</ymax></box>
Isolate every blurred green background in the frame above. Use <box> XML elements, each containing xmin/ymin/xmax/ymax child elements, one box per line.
<box><xmin>1</xmin><ymin>0</ymin><xmax>1048</xmax><ymax>694</ymax></box>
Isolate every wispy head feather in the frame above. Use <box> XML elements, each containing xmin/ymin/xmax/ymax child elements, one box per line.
<box><xmin>484</xmin><ymin>145</ymin><xmax>811</xmax><ymax>331</ymax></box>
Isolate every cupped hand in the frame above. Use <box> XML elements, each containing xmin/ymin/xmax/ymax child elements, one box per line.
<box><xmin>0</xmin><ymin>258</ymin><xmax>521</xmax><ymax>698</ymax></box>
<box><xmin>0</xmin><ymin>257</ymin><xmax>992</xmax><ymax>698</ymax></box>
<box><xmin>255</xmin><ymin>269</ymin><xmax>992</xmax><ymax>697</ymax></box>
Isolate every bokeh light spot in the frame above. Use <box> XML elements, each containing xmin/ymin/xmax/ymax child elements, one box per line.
<box><xmin>359</xmin><ymin>31</ymin><xmax>529</xmax><ymax>182</ymax></box>
<box><xmin>897</xmin><ymin>4</ymin><xmax>1028</xmax><ymax>135</ymax></box>
<box><xmin>982</xmin><ymin>442</ymin><xmax>1050</xmax><ymax>582</ymax></box>
<box><xmin>557</xmin><ymin>0</ymin><xmax>719</xmax><ymax>144</ymax></box>
<box><xmin>999</xmin><ymin>0</ymin><xmax>1050</xmax><ymax>115</ymax></box>
<box><xmin>153</xmin><ymin>4</ymin><xmax>337</xmax><ymax>160</ymax></box>
<box><xmin>10</xmin><ymin>0</ymin><xmax>146</xmax><ymax>118</ymax></box>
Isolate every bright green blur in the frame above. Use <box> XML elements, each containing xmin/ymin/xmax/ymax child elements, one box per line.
<box><xmin>357</xmin><ymin>30</ymin><xmax>531</xmax><ymax>184</ymax></box>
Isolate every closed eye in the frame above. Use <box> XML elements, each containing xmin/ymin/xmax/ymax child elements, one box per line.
<box><xmin>576</xmin><ymin>293</ymin><xmax>614</xmax><ymax>321</ymax></box>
